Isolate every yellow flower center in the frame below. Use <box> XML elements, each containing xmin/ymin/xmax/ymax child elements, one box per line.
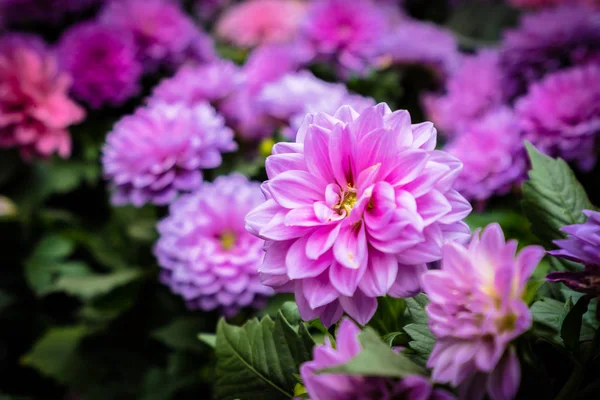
<box><xmin>220</xmin><ymin>230</ymin><xmax>236</xmax><ymax>251</ymax></box>
<box><xmin>334</xmin><ymin>185</ymin><xmax>358</xmax><ymax>215</ymax></box>
<box><xmin>496</xmin><ymin>313</ymin><xmax>517</xmax><ymax>333</ymax></box>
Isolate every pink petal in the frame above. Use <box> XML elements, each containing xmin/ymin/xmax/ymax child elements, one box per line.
<box><xmin>339</xmin><ymin>290</ymin><xmax>378</xmax><ymax>325</ymax></box>
<box><xmin>358</xmin><ymin>250</ymin><xmax>398</xmax><ymax>297</ymax></box>
<box><xmin>306</xmin><ymin>223</ymin><xmax>342</xmax><ymax>260</ymax></box>
<box><xmin>268</xmin><ymin>170</ymin><xmax>326</xmax><ymax>208</ymax></box>
<box><xmin>333</xmin><ymin>223</ymin><xmax>368</xmax><ymax>270</ymax></box>
<box><xmin>329</xmin><ymin>260</ymin><xmax>367</xmax><ymax>297</ymax></box>
<box><xmin>286</xmin><ymin>236</ymin><xmax>332</xmax><ymax>279</ymax></box>
<box><xmin>388</xmin><ymin>264</ymin><xmax>427</xmax><ymax>298</ymax></box>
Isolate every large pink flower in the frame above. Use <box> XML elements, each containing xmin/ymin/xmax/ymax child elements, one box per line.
<box><xmin>0</xmin><ymin>34</ymin><xmax>85</xmax><ymax>160</ymax></box>
<box><xmin>245</xmin><ymin>104</ymin><xmax>472</xmax><ymax>326</ymax></box>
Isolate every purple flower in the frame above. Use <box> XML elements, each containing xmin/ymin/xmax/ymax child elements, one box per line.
<box><xmin>245</xmin><ymin>104</ymin><xmax>472</xmax><ymax>326</ymax></box>
<box><xmin>57</xmin><ymin>21</ymin><xmax>143</xmax><ymax>109</ymax></box>
<box><xmin>301</xmin><ymin>0</ymin><xmax>389</xmax><ymax>75</ymax></box>
<box><xmin>300</xmin><ymin>318</ymin><xmax>455</xmax><ymax>400</ymax></box>
<box><xmin>102</xmin><ymin>102</ymin><xmax>237</xmax><ymax>207</ymax></box>
<box><xmin>100</xmin><ymin>0</ymin><xmax>215</xmax><ymax>69</ymax></box>
<box><xmin>381</xmin><ymin>18</ymin><xmax>460</xmax><ymax>78</ymax></box>
<box><xmin>155</xmin><ymin>174</ymin><xmax>273</xmax><ymax>316</ymax></box>
<box><xmin>515</xmin><ymin>64</ymin><xmax>600</xmax><ymax>171</ymax></box>
<box><xmin>148</xmin><ymin>59</ymin><xmax>242</xmax><ymax>106</ymax></box>
<box><xmin>445</xmin><ymin>108</ymin><xmax>526</xmax><ymax>202</ymax></box>
<box><xmin>258</xmin><ymin>70</ymin><xmax>375</xmax><ymax>138</ymax></box>
<box><xmin>423</xmin><ymin>224</ymin><xmax>544</xmax><ymax>400</ymax></box>
<box><xmin>499</xmin><ymin>5</ymin><xmax>600</xmax><ymax>100</ymax></box>
<box><xmin>422</xmin><ymin>51</ymin><xmax>503</xmax><ymax>137</ymax></box>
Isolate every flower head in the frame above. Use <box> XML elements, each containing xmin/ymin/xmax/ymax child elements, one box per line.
<box><xmin>445</xmin><ymin>108</ymin><xmax>526</xmax><ymax>201</ymax></box>
<box><xmin>102</xmin><ymin>102</ymin><xmax>236</xmax><ymax>207</ymax></box>
<box><xmin>245</xmin><ymin>104</ymin><xmax>471</xmax><ymax>326</ymax></box>
<box><xmin>549</xmin><ymin>210</ymin><xmax>600</xmax><ymax>267</ymax></box>
<box><xmin>155</xmin><ymin>174</ymin><xmax>273</xmax><ymax>315</ymax></box>
<box><xmin>422</xmin><ymin>51</ymin><xmax>503</xmax><ymax>137</ymax></box>
<box><xmin>0</xmin><ymin>34</ymin><xmax>85</xmax><ymax>160</ymax></box>
<box><xmin>300</xmin><ymin>318</ymin><xmax>455</xmax><ymax>400</ymax></box>
<box><xmin>515</xmin><ymin>64</ymin><xmax>600</xmax><ymax>171</ymax></box>
<box><xmin>216</xmin><ymin>0</ymin><xmax>307</xmax><ymax>47</ymax></box>
<box><xmin>301</xmin><ymin>0</ymin><xmax>389</xmax><ymax>75</ymax></box>
<box><xmin>423</xmin><ymin>224</ymin><xmax>544</xmax><ymax>400</ymax></box>
<box><xmin>500</xmin><ymin>5</ymin><xmax>600</xmax><ymax>100</ymax></box>
<box><xmin>57</xmin><ymin>21</ymin><xmax>143</xmax><ymax>108</ymax></box>
<box><xmin>100</xmin><ymin>0</ymin><xmax>215</xmax><ymax>69</ymax></box>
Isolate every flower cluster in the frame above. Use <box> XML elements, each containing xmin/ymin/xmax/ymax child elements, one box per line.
<box><xmin>301</xmin><ymin>318</ymin><xmax>455</xmax><ymax>400</ymax></box>
<box><xmin>0</xmin><ymin>34</ymin><xmax>85</xmax><ymax>159</ymax></box>
<box><xmin>155</xmin><ymin>174</ymin><xmax>273</xmax><ymax>316</ymax></box>
<box><xmin>246</xmin><ymin>104</ymin><xmax>471</xmax><ymax>326</ymax></box>
<box><xmin>423</xmin><ymin>224</ymin><xmax>544</xmax><ymax>400</ymax></box>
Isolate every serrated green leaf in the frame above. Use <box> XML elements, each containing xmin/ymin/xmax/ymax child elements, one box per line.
<box><xmin>321</xmin><ymin>327</ymin><xmax>425</xmax><ymax>377</ymax></box>
<box><xmin>405</xmin><ymin>294</ymin><xmax>429</xmax><ymax>325</ymax></box>
<box><xmin>531</xmin><ymin>297</ymin><xmax>565</xmax><ymax>332</ymax></box>
<box><xmin>152</xmin><ymin>317</ymin><xmax>207</xmax><ymax>353</ymax></box>
<box><xmin>522</xmin><ymin>143</ymin><xmax>595</xmax><ymax>258</ymax></box>
<box><xmin>404</xmin><ymin>323</ymin><xmax>435</xmax><ymax>364</ymax></box>
<box><xmin>214</xmin><ymin>309</ymin><xmax>315</xmax><ymax>400</ymax></box>
<box><xmin>52</xmin><ymin>269</ymin><xmax>143</xmax><ymax>301</ymax></box>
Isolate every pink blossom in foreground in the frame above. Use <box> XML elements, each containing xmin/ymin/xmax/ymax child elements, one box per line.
<box><xmin>216</xmin><ymin>0</ymin><xmax>307</xmax><ymax>47</ymax></box>
<box><xmin>423</xmin><ymin>224</ymin><xmax>544</xmax><ymax>400</ymax></box>
<box><xmin>245</xmin><ymin>104</ymin><xmax>471</xmax><ymax>326</ymax></box>
<box><xmin>0</xmin><ymin>34</ymin><xmax>85</xmax><ymax>160</ymax></box>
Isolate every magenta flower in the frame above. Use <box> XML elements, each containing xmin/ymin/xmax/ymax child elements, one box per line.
<box><xmin>155</xmin><ymin>174</ymin><xmax>273</xmax><ymax>316</ymax></box>
<box><xmin>423</xmin><ymin>224</ymin><xmax>544</xmax><ymax>400</ymax></box>
<box><xmin>422</xmin><ymin>51</ymin><xmax>503</xmax><ymax>137</ymax></box>
<box><xmin>245</xmin><ymin>104</ymin><xmax>471</xmax><ymax>326</ymax></box>
<box><xmin>301</xmin><ymin>0</ymin><xmax>389</xmax><ymax>75</ymax></box>
<box><xmin>216</xmin><ymin>0</ymin><xmax>307</xmax><ymax>48</ymax></box>
<box><xmin>515</xmin><ymin>64</ymin><xmax>600</xmax><ymax>171</ymax></box>
<box><xmin>100</xmin><ymin>0</ymin><xmax>215</xmax><ymax>69</ymax></box>
<box><xmin>102</xmin><ymin>102</ymin><xmax>236</xmax><ymax>207</ymax></box>
<box><xmin>0</xmin><ymin>34</ymin><xmax>85</xmax><ymax>160</ymax></box>
<box><xmin>301</xmin><ymin>318</ymin><xmax>455</xmax><ymax>400</ymax></box>
<box><xmin>57</xmin><ymin>21</ymin><xmax>143</xmax><ymax>109</ymax></box>
<box><xmin>445</xmin><ymin>108</ymin><xmax>526</xmax><ymax>202</ymax></box>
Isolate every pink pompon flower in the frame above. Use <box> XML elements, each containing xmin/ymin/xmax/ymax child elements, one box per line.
<box><xmin>155</xmin><ymin>174</ymin><xmax>274</xmax><ymax>316</ymax></box>
<box><xmin>515</xmin><ymin>64</ymin><xmax>600</xmax><ymax>171</ymax></box>
<box><xmin>0</xmin><ymin>34</ymin><xmax>85</xmax><ymax>160</ymax></box>
<box><xmin>216</xmin><ymin>0</ymin><xmax>308</xmax><ymax>47</ymax></box>
<box><xmin>423</xmin><ymin>224</ymin><xmax>544</xmax><ymax>400</ymax></box>
<box><xmin>445</xmin><ymin>108</ymin><xmax>526</xmax><ymax>202</ymax></box>
<box><xmin>301</xmin><ymin>0</ymin><xmax>389</xmax><ymax>75</ymax></box>
<box><xmin>245</xmin><ymin>104</ymin><xmax>472</xmax><ymax>326</ymax></box>
<box><xmin>301</xmin><ymin>318</ymin><xmax>455</xmax><ymax>400</ymax></box>
<box><xmin>422</xmin><ymin>50</ymin><xmax>503</xmax><ymax>137</ymax></box>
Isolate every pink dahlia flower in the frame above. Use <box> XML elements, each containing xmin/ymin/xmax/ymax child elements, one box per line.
<box><xmin>216</xmin><ymin>0</ymin><xmax>308</xmax><ymax>48</ymax></box>
<box><xmin>445</xmin><ymin>108</ymin><xmax>526</xmax><ymax>202</ymax></box>
<box><xmin>0</xmin><ymin>34</ymin><xmax>85</xmax><ymax>160</ymax></box>
<box><xmin>155</xmin><ymin>174</ymin><xmax>273</xmax><ymax>316</ymax></box>
<box><xmin>423</xmin><ymin>224</ymin><xmax>544</xmax><ymax>400</ymax></box>
<box><xmin>301</xmin><ymin>318</ymin><xmax>455</xmax><ymax>400</ymax></box>
<box><xmin>515</xmin><ymin>64</ymin><xmax>600</xmax><ymax>171</ymax></box>
<box><xmin>422</xmin><ymin>50</ymin><xmax>503</xmax><ymax>137</ymax></box>
<box><xmin>301</xmin><ymin>0</ymin><xmax>389</xmax><ymax>75</ymax></box>
<box><xmin>245</xmin><ymin>104</ymin><xmax>472</xmax><ymax>326</ymax></box>
<box><xmin>102</xmin><ymin>102</ymin><xmax>237</xmax><ymax>207</ymax></box>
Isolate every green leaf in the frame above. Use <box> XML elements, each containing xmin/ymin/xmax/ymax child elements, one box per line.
<box><xmin>531</xmin><ymin>297</ymin><xmax>565</xmax><ymax>332</ymax></box>
<box><xmin>214</xmin><ymin>309</ymin><xmax>315</xmax><ymax>400</ymax></box>
<box><xmin>522</xmin><ymin>143</ymin><xmax>595</xmax><ymax>257</ymax></box>
<box><xmin>368</xmin><ymin>297</ymin><xmax>407</xmax><ymax>335</ymax></box>
<box><xmin>152</xmin><ymin>317</ymin><xmax>207</xmax><ymax>353</ymax></box>
<box><xmin>52</xmin><ymin>269</ymin><xmax>144</xmax><ymax>301</ymax></box>
<box><xmin>561</xmin><ymin>296</ymin><xmax>591</xmax><ymax>353</ymax></box>
<box><xmin>198</xmin><ymin>334</ymin><xmax>216</xmax><ymax>348</ymax></box>
<box><xmin>21</xmin><ymin>325</ymin><xmax>91</xmax><ymax>384</ymax></box>
<box><xmin>29</xmin><ymin>234</ymin><xmax>75</xmax><ymax>260</ymax></box>
<box><xmin>321</xmin><ymin>327</ymin><xmax>425</xmax><ymax>377</ymax></box>
<box><xmin>405</xmin><ymin>294</ymin><xmax>429</xmax><ymax>325</ymax></box>
<box><xmin>404</xmin><ymin>323</ymin><xmax>436</xmax><ymax>364</ymax></box>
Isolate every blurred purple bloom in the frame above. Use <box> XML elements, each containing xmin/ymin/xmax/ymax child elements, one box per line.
<box><xmin>258</xmin><ymin>70</ymin><xmax>375</xmax><ymax>138</ymax></box>
<box><xmin>155</xmin><ymin>174</ymin><xmax>273</xmax><ymax>316</ymax></box>
<box><xmin>100</xmin><ymin>0</ymin><xmax>215</xmax><ymax>69</ymax></box>
<box><xmin>500</xmin><ymin>5</ymin><xmax>600</xmax><ymax>100</ymax></box>
<box><xmin>423</xmin><ymin>224</ymin><xmax>544</xmax><ymax>400</ymax></box>
<box><xmin>445</xmin><ymin>108</ymin><xmax>526</xmax><ymax>202</ymax></box>
<box><xmin>381</xmin><ymin>18</ymin><xmax>460</xmax><ymax>78</ymax></box>
<box><xmin>301</xmin><ymin>0</ymin><xmax>389</xmax><ymax>75</ymax></box>
<box><xmin>300</xmin><ymin>318</ymin><xmax>455</xmax><ymax>400</ymax></box>
<box><xmin>245</xmin><ymin>104</ymin><xmax>471</xmax><ymax>326</ymax></box>
<box><xmin>149</xmin><ymin>59</ymin><xmax>242</xmax><ymax>106</ymax></box>
<box><xmin>422</xmin><ymin>50</ymin><xmax>503</xmax><ymax>137</ymax></box>
<box><xmin>515</xmin><ymin>64</ymin><xmax>600</xmax><ymax>171</ymax></box>
<box><xmin>195</xmin><ymin>0</ymin><xmax>231</xmax><ymax>21</ymax></box>
<box><xmin>57</xmin><ymin>21</ymin><xmax>143</xmax><ymax>109</ymax></box>
<box><xmin>102</xmin><ymin>102</ymin><xmax>236</xmax><ymax>207</ymax></box>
